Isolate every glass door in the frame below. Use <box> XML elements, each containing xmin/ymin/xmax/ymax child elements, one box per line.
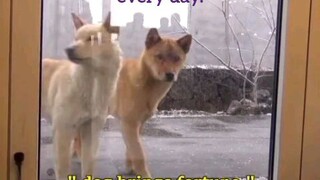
<box><xmin>41</xmin><ymin>1</ymin><xmax>282</xmax><ymax>178</ymax></box>
<box><xmin>6</xmin><ymin>0</ymin><xmax>313</xmax><ymax>179</ymax></box>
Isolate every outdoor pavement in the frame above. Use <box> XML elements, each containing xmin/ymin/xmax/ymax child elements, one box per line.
<box><xmin>39</xmin><ymin>113</ymin><xmax>271</xmax><ymax>180</ymax></box>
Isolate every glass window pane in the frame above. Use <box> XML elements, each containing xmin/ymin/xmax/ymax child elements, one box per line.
<box><xmin>40</xmin><ymin>0</ymin><xmax>281</xmax><ymax>179</ymax></box>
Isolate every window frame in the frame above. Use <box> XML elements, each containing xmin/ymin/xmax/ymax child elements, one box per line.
<box><xmin>300</xmin><ymin>0</ymin><xmax>320</xmax><ymax>179</ymax></box>
<box><xmin>6</xmin><ymin>0</ymin><xmax>42</xmax><ymax>179</ymax></box>
<box><xmin>272</xmin><ymin>0</ymin><xmax>312</xmax><ymax>179</ymax></box>
<box><xmin>1</xmin><ymin>0</ymin><xmax>314</xmax><ymax>179</ymax></box>
<box><xmin>0</xmin><ymin>0</ymin><xmax>11</xmax><ymax>179</ymax></box>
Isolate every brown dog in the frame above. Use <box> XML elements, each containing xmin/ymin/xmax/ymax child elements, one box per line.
<box><xmin>74</xmin><ymin>28</ymin><xmax>192</xmax><ymax>177</ymax></box>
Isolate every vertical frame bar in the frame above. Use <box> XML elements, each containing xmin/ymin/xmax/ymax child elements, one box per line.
<box><xmin>9</xmin><ymin>0</ymin><xmax>42</xmax><ymax>179</ymax></box>
<box><xmin>274</xmin><ymin>0</ymin><xmax>311</xmax><ymax>179</ymax></box>
<box><xmin>301</xmin><ymin>0</ymin><xmax>320</xmax><ymax>179</ymax></box>
<box><xmin>0</xmin><ymin>0</ymin><xmax>11</xmax><ymax>179</ymax></box>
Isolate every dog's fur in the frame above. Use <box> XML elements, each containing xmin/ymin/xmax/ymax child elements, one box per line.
<box><xmin>74</xmin><ymin>28</ymin><xmax>192</xmax><ymax>177</ymax></box>
<box><xmin>41</xmin><ymin>13</ymin><xmax>121</xmax><ymax>179</ymax></box>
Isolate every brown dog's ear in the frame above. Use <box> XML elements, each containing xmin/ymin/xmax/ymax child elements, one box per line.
<box><xmin>71</xmin><ymin>13</ymin><xmax>86</xmax><ymax>30</ymax></box>
<box><xmin>103</xmin><ymin>12</ymin><xmax>120</xmax><ymax>34</ymax></box>
<box><xmin>145</xmin><ymin>28</ymin><xmax>162</xmax><ymax>49</ymax></box>
<box><xmin>177</xmin><ymin>34</ymin><xmax>192</xmax><ymax>53</ymax></box>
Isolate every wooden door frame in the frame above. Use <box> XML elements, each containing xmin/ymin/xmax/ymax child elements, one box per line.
<box><xmin>301</xmin><ymin>0</ymin><xmax>320</xmax><ymax>179</ymax></box>
<box><xmin>7</xmin><ymin>0</ymin><xmax>311</xmax><ymax>179</ymax></box>
<box><xmin>273</xmin><ymin>0</ymin><xmax>313</xmax><ymax>179</ymax></box>
<box><xmin>0</xmin><ymin>0</ymin><xmax>11</xmax><ymax>179</ymax></box>
<box><xmin>8</xmin><ymin>0</ymin><xmax>42</xmax><ymax>179</ymax></box>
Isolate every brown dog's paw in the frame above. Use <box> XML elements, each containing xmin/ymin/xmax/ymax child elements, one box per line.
<box><xmin>118</xmin><ymin>168</ymin><xmax>136</xmax><ymax>176</ymax></box>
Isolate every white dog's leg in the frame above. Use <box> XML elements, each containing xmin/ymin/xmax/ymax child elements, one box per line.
<box><xmin>79</xmin><ymin>117</ymin><xmax>104</xmax><ymax>178</ymax></box>
<box><xmin>53</xmin><ymin>125</ymin><xmax>73</xmax><ymax>180</ymax></box>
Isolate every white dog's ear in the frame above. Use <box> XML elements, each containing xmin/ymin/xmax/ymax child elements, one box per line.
<box><xmin>103</xmin><ymin>12</ymin><xmax>111</xmax><ymax>30</ymax></box>
<box><xmin>71</xmin><ymin>13</ymin><xmax>86</xmax><ymax>30</ymax></box>
<box><xmin>177</xmin><ymin>34</ymin><xmax>192</xmax><ymax>53</ymax></box>
<box><xmin>145</xmin><ymin>28</ymin><xmax>162</xmax><ymax>49</ymax></box>
<box><xmin>103</xmin><ymin>12</ymin><xmax>120</xmax><ymax>34</ymax></box>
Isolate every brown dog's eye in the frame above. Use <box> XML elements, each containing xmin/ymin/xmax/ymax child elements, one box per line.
<box><xmin>170</xmin><ymin>55</ymin><xmax>180</xmax><ymax>62</ymax></box>
<box><xmin>173</xmin><ymin>56</ymin><xmax>180</xmax><ymax>62</ymax></box>
<box><xmin>155</xmin><ymin>54</ymin><xmax>164</xmax><ymax>61</ymax></box>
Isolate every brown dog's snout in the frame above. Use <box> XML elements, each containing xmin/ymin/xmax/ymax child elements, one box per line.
<box><xmin>165</xmin><ymin>72</ymin><xmax>175</xmax><ymax>82</ymax></box>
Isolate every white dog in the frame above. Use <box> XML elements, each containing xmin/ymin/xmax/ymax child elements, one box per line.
<box><xmin>41</xmin><ymin>12</ymin><xmax>121</xmax><ymax>179</ymax></box>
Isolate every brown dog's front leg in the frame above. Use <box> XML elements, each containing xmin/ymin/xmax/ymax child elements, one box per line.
<box><xmin>122</xmin><ymin>150</ymin><xmax>135</xmax><ymax>175</ymax></box>
<box><xmin>72</xmin><ymin>133</ymin><xmax>81</xmax><ymax>158</ymax></box>
<box><xmin>121</xmin><ymin>120</ymin><xmax>151</xmax><ymax>178</ymax></box>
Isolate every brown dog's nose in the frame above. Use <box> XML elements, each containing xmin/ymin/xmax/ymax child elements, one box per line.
<box><xmin>165</xmin><ymin>73</ymin><xmax>175</xmax><ymax>82</ymax></box>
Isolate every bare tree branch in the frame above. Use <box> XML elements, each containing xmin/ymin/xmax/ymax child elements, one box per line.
<box><xmin>246</xmin><ymin>3</ymin><xmax>273</xmax><ymax>30</ymax></box>
<box><xmin>254</xmin><ymin>27</ymin><xmax>276</xmax><ymax>80</ymax></box>
<box><xmin>257</xmin><ymin>74</ymin><xmax>274</xmax><ymax>79</ymax></box>
<box><xmin>208</xmin><ymin>1</ymin><xmax>247</xmax><ymax>73</ymax></box>
<box><xmin>228</xmin><ymin>4</ymin><xmax>258</xmax><ymax>99</ymax></box>
<box><xmin>171</xmin><ymin>1</ymin><xmax>277</xmax><ymax>90</ymax></box>
<box><xmin>171</xmin><ymin>15</ymin><xmax>256</xmax><ymax>86</ymax></box>
<box><xmin>267</xmin><ymin>0</ymin><xmax>276</xmax><ymax>28</ymax></box>
<box><xmin>260</xmin><ymin>0</ymin><xmax>273</xmax><ymax>30</ymax></box>
<box><xmin>223</xmin><ymin>0</ymin><xmax>232</xmax><ymax>66</ymax></box>
<box><xmin>229</xmin><ymin>5</ymin><xmax>255</xmax><ymax>67</ymax></box>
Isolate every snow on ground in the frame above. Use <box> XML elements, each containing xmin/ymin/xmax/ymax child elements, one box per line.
<box><xmin>185</xmin><ymin>64</ymin><xmax>229</xmax><ymax>70</ymax></box>
<box><xmin>41</xmin><ymin>110</ymin><xmax>272</xmax><ymax>124</ymax></box>
<box><xmin>184</xmin><ymin>64</ymin><xmax>274</xmax><ymax>71</ymax></box>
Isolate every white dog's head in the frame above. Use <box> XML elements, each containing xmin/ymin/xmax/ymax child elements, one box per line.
<box><xmin>65</xmin><ymin>12</ymin><xmax>120</xmax><ymax>66</ymax></box>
